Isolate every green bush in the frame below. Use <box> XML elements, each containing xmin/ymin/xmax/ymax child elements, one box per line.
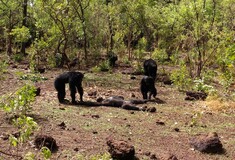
<box><xmin>1</xmin><ymin>84</ymin><xmax>37</xmax><ymax>117</ymax></box>
<box><xmin>19</xmin><ymin>73</ymin><xmax>48</xmax><ymax>82</ymax></box>
<box><xmin>0</xmin><ymin>60</ymin><xmax>8</xmax><ymax>80</ymax></box>
<box><xmin>170</xmin><ymin>65</ymin><xmax>192</xmax><ymax>91</ymax></box>
<box><xmin>193</xmin><ymin>78</ymin><xmax>216</xmax><ymax>95</ymax></box>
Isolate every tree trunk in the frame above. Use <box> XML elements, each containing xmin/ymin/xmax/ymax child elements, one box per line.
<box><xmin>6</xmin><ymin>29</ymin><xmax>13</xmax><ymax>56</ymax></box>
<box><xmin>106</xmin><ymin>0</ymin><xmax>114</xmax><ymax>51</ymax></box>
<box><xmin>21</xmin><ymin>0</ymin><xmax>27</xmax><ymax>55</ymax></box>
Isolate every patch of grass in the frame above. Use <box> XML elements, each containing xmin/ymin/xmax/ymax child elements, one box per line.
<box><xmin>84</xmin><ymin>72</ymin><xmax>135</xmax><ymax>90</ymax></box>
<box><xmin>205</xmin><ymin>98</ymin><xmax>235</xmax><ymax>113</ymax></box>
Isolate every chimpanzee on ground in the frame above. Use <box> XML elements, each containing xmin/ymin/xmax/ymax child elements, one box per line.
<box><xmin>107</xmin><ymin>51</ymin><xmax>118</xmax><ymax>67</ymax></box>
<box><xmin>140</xmin><ymin>76</ymin><xmax>157</xmax><ymax>100</ymax></box>
<box><xmin>54</xmin><ymin>72</ymin><xmax>84</xmax><ymax>104</ymax></box>
<box><xmin>67</xmin><ymin>58</ymin><xmax>79</xmax><ymax>70</ymax></box>
<box><xmin>143</xmin><ymin>58</ymin><xmax>157</xmax><ymax>81</ymax></box>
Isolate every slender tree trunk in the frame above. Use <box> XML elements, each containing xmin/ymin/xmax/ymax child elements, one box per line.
<box><xmin>6</xmin><ymin>29</ymin><xmax>13</xmax><ymax>56</ymax></box>
<box><xmin>106</xmin><ymin>0</ymin><xmax>114</xmax><ymax>51</ymax></box>
<box><xmin>21</xmin><ymin>0</ymin><xmax>27</xmax><ymax>55</ymax></box>
<box><xmin>83</xmin><ymin>25</ymin><xmax>88</xmax><ymax>61</ymax></box>
<box><xmin>127</xmin><ymin>32</ymin><xmax>132</xmax><ymax>60</ymax></box>
<box><xmin>6</xmin><ymin>11</ymin><xmax>13</xmax><ymax>56</ymax></box>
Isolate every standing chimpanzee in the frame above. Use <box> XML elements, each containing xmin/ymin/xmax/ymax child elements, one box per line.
<box><xmin>140</xmin><ymin>76</ymin><xmax>157</xmax><ymax>100</ymax></box>
<box><xmin>143</xmin><ymin>58</ymin><xmax>157</xmax><ymax>81</ymax></box>
<box><xmin>107</xmin><ymin>51</ymin><xmax>118</xmax><ymax>67</ymax></box>
<box><xmin>54</xmin><ymin>72</ymin><xmax>84</xmax><ymax>104</ymax></box>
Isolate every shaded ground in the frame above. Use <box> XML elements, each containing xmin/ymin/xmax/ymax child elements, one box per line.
<box><xmin>0</xmin><ymin>64</ymin><xmax>235</xmax><ymax>160</ymax></box>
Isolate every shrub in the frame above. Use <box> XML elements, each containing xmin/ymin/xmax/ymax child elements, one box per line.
<box><xmin>170</xmin><ymin>65</ymin><xmax>192</xmax><ymax>91</ymax></box>
<box><xmin>1</xmin><ymin>84</ymin><xmax>37</xmax><ymax>117</ymax></box>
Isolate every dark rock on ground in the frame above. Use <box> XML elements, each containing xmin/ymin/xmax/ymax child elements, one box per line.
<box><xmin>107</xmin><ymin>139</ymin><xmax>136</xmax><ymax>160</ymax></box>
<box><xmin>156</xmin><ymin>120</ymin><xmax>165</xmax><ymax>125</ymax></box>
<box><xmin>88</xmin><ymin>90</ymin><xmax>97</xmax><ymax>97</ymax></box>
<box><xmin>157</xmin><ymin>73</ymin><xmax>173</xmax><ymax>85</ymax></box>
<box><xmin>34</xmin><ymin>87</ymin><xmax>41</xmax><ymax>96</ymax></box>
<box><xmin>58</xmin><ymin>121</ymin><xmax>66</xmax><ymax>129</ymax></box>
<box><xmin>147</xmin><ymin>107</ymin><xmax>157</xmax><ymax>113</ymax></box>
<box><xmin>189</xmin><ymin>132</ymin><xmax>224</xmax><ymax>154</ymax></box>
<box><xmin>34</xmin><ymin>135</ymin><xmax>58</xmax><ymax>152</ymax></box>
<box><xmin>185</xmin><ymin>91</ymin><xmax>207</xmax><ymax>101</ymax></box>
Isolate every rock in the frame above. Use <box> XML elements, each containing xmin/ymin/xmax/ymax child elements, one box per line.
<box><xmin>156</xmin><ymin>120</ymin><xmax>165</xmax><ymax>125</ymax></box>
<box><xmin>34</xmin><ymin>87</ymin><xmax>41</xmax><ymax>96</ymax></box>
<box><xmin>185</xmin><ymin>91</ymin><xmax>207</xmax><ymax>101</ymax></box>
<box><xmin>189</xmin><ymin>132</ymin><xmax>224</xmax><ymax>153</ymax></box>
<box><xmin>173</xmin><ymin>128</ymin><xmax>180</xmax><ymax>132</ymax></box>
<box><xmin>130</xmin><ymin>76</ymin><xmax>136</xmax><ymax>80</ymax></box>
<box><xmin>88</xmin><ymin>90</ymin><xmax>97</xmax><ymax>97</ymax></box>
<box><xmin>58</xmin><ymin>121</ymin><xmax>66</xmax><ymax>129</ymax></box>
<box><xmin>34</xmin><ymin>135</ymin><xmax>58</xmax><ymax>152</ymax></box>
<box><xmin>96</xmin><ymin>97</ymin><xmax>104</xmax><ymax>102</ymax></box>
<box><xmin>147</xmin><ymin>107</ymin><xmax>156</xmax><ymax>113</ymax></box>
<box><xmin>91</xmin><ymin>114</ymin><xmax>100</xmax><ymax>119</ymax></box>
<box><xmin>37</xmin><ymin>67</ymin><xmax>45</xmax><ymax>73</ymax></box>
<box><xmin>107</xmin><ymin>139</ymin><xmax>135</xmax><ymax>160</ymax></box>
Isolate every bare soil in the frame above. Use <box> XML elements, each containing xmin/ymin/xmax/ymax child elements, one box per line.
<box><xmin>0</xmin><ymin>63</ymin><xmax>235</xmax><ymax>160</ymax></box>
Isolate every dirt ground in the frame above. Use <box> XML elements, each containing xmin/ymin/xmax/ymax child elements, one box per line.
<box><xmin>0</xmin><ymin>63</ymin><xmax>235</xmax><ymax>160</ymax></box>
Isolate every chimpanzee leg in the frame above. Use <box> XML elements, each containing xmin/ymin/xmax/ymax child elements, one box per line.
<box><xmin>69</xmin><ymin>83</ymin><xmax>77</xmax><ymax>104</ymax></box>
<box><xmin>143</xmin><ymin>92</ymin><xmax>148</xmax><ymax>100</ymax></box>
<box><xmin>76</xmin><ymin>85</ymin><xmax>84</xmax><ymax>102</ymax></box>
<box><xmin>141</xmin><ymin>87</ymin><xmax>148</xmax><ymax>99</ymax></box>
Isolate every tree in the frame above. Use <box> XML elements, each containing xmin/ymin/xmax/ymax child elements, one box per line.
<box><xmin>71</xmin><ymin>0</ymin><xmax>90</xmax><ymax>62</ymax></box>
<box><xmin>0</xmin><ymin>0</ymin><xmax>22</xmax><ymax>56</ymax></box>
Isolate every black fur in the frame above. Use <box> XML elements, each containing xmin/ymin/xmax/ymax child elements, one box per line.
<box><xmin>140</xmin><ymin>76</ymin><xmax>157</xmax><ymax>100</ymax></box>
<box><xmin>143</xmin><ymin>59</ymin><xmax>157</xmax><ymax>81</ymax></box>
<box><xmin>107</xmin><ymin>51</ymin><xmax>118</xmax><ymax>67</ymax></box>
<box><xmin>54</xmin><ymin>72</ymin><xmax>84</xmax><ymax>104</ymax></box>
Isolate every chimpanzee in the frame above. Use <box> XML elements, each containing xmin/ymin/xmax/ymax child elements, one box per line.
<box><xmin>67</xmin><ymin>58</ymin><xmax>79</xmax><ymax>70</ymax></box>
<box><xmin>107</xmin><ymin>51</ymin><xmax>118</xmax><ymax>67</ymax></box>
<box><xmin>143</xmin><ymin>58</ymin><xmax>157</xmax><ymax>81</ymax></box>
<box><xmin>54</xmin><ymin>72</ymin><xmax>84</xmax><ymax>104</ymax></box>
<box><xmin>140</xmin><ymin>76</ymin><xmax>157</xmax><ymax>100</ymax></box>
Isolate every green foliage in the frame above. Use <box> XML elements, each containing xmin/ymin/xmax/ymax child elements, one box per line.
<box><xmin>91</xmin><ymin>61</ymin><xmax>110</xmax><ymax>72</ymax></box>
<box><xmin>170</xmin><ymin>65</ymin><xmax>192</xmax><ymax>91</ymax></box>
<box><xmin>23</xmin><ymin>152</ymin><xmax>36</xmax><ymax>160</ymax></box>
<box><xmin>219</xmin><ymin>70</ymin><xmax>234</xmax><ymax>93</ymax></box>
<box><xmin>1</xmin><ymin>85</ymin><xmax>36</xmax><ymax>117</ymax></box>
<box><xmin>22</xmin><ymin>146</ymin><xmax>51</xmax><ymax>160</ymax></box>
<box><xmin>12</xmin><ymin>116</ymin><xmax>38</xmax><ymax>143</ymax></box>
<box><xmin>40</xmin><ymin>147</ymin><xmax>52</xmax><ymax>159</ymax></box>
<box><xmin>152</xmin><ymin>48</ymin><xmax>168</xmax><ymax>63</ymax></box>
<box><xmin>190</xmin><ymin>112</ymin><xmax>202</xmax><ymax>127</ymax></box>
<box><xmin>193</xmin><ymin>78</ymin><xmax>216</xmax><ymax>95</ymax></box>
<box><xmin>0</xmin><ymin>0</ymin><xmax>234</xmax><ymax>98</ymax></box>
<box><xmin>13</xmin><ymin>53</ymin><xmax>24</xmax><ymax>62</ymax></box>
<box><xmin>9</xmin><ymin>135</ymin><xmax>18</xmax><ymax>147</ymax></box>
<box><xmin>136</xmin><ymin>37</ymin><xmax>147</xmax><ymax>56</ymax></box>
<box><xmin>19</xmin><ymin>74</ymin><xmax>48</xmax><ymax>82</ymax></box>
<box><xmin>0</xmin><ymin>60</ymin><xmax>8</xmax><ymax>80</ymax></box>
<box><xmin>0</xmin><ymin>84</ymin><xmax>38</xmax><ymax>157</ymax></box>
<box><xmin>132</xmin><ymin>60</ymin><xmax>144</xmax><ymax>74</ymax></box>
<box><xmin>11</xmin><ymin>26</ymin><xmax>31</xmax><ymax>43</ymax></box>
<box><xmin>122</xmin><ymin>56</ymin><xmax>131</xmax><ymax>65</ymax></box>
